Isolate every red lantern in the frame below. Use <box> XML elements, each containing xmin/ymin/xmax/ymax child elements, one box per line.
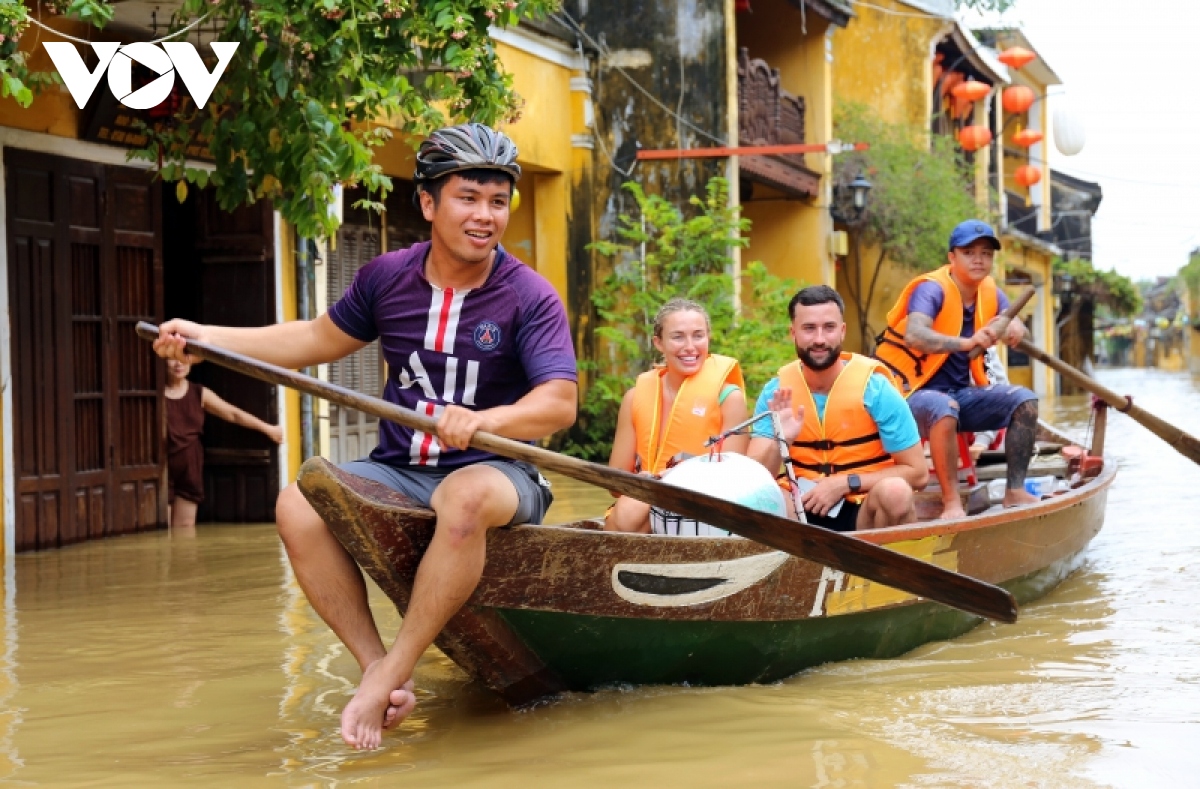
<box><xmin>952</xmin><ymin>79</ymin><xmax>991</xmax><ymax>103</ymax></box>
<box><xmin>1014</xmin><ymin>165</ymin><xmax>1042</xmax><ymax>188</ymax></box>
<box><xmin>998</xmin><ymin>47</ymin><xmax>1036</xmax><ymax>70</ymax></box>
<box><xmin>1013</xmin><ymin>129</ymin><xmax>1044</xmax><ymax>147</ymax></box>
<box><xmin>958</xmin><ymin>125</ymin><xmax>993</xmax><ymax>152</ymax></box>
<box><xmin>1002</xmin><ymin>85</ymin><xmax>1036</xmax><ymax>114</ymax></box>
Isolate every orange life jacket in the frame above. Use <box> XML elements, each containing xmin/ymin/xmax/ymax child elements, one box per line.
<box><xmin>631</xmin><ymin>354</ymin><xmax>744</xmax><ymax>475</ymax></box>
<box><xmin>778</xmin><ymin>353</ymin><xmax>895</xmax><ymax>503</ymax></box>
<box><xmin>873</xmin><ymin>265</ymin><xmax>999</xmax><ymax>395</ymax></box>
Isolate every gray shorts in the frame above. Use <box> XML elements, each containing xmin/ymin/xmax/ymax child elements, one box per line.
<box><xmin>907</xmin><ymin>384</ymin><xmax>1038</xmax><ymax>439</ymax></box>
<box><xmin>339</xmin><ymin>458</ymin><xmax>554</xmax><ymax>526</ymax></box>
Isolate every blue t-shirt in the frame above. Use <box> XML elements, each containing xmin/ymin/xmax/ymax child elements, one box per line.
<box><xmin>328</xmin><ymin>242</ymin><xmax>577</xmax><ymax>469</ymax></box>
<box><xmin>907</xmin><ymin>281</ymin><xmax>1010</xmax><ymax>392</ymax></box>
<box><xmin>750</xmin><ymin>371</ymin><xmax>920</xmax><ymax>453</ymax></box>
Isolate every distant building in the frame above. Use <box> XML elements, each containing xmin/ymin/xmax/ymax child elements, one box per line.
<box><xmin>1049</xmin><ymin>170</ymin><xmax>1103</xmax><ymax>261</ymax></box>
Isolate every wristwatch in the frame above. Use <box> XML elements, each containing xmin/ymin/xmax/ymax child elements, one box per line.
<box><xmin>847</xmin><ymin>474</ymin><xmax>862</xmax><ymax>494</ymax></box>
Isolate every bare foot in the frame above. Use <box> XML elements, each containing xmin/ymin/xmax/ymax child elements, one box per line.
<box><xmin>383</xmin><ymin>680</ymin><xmax>416</xmax><ymax>730</ymax></box>
<box><xmin>939</xmin><ymin>503</ymin><xmax>967</xmax><ymax>520</ymax></box>
<box><xmin>1002</xmin><ymin>488</ymin><xmax>1040</xmax><ymax>508</ymax></box>
<box><xmin>341</xmin><ymin>659</ymin><xmax>413</xmax><ymax>750</ymax></box>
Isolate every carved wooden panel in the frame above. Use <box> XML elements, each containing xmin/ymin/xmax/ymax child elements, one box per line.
<box><xmin>736</xmin><ymin>49</ymin><xmax>820</xmax><ymax>199</ymax></box>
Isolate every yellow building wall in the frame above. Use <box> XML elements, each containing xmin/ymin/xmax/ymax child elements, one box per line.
<box><xmin>840</xmin><ymin>242</ymin><xmax>924</xmax><ymax>354</ymax></box>
<box><xmin>831</xmin><ymin>0</ymin><xmax>948</xmax><ymax>129</ymax></box>
<box><xmin>736</xmin><ymin>0</ymin><xmax>835</xmax><ymax>287</ymax></box>
<box><xmin>828</xmin><ymin>0</ymin><xmax>951</xmax><ymax>353</ymax></box>
<box><xmin>998</xmin><ymin>238</ymin><xmax>1057</xmax><ymax>397</ymax></box>
<box><xmin>504</xmin><ymin>177</ymin><xmax>537</xmax><ymax>265</ymax></box>
<box><xmin>495</xmin><ymin>41</ymin><xmax>573</xmax><ymax>174</ymax></box>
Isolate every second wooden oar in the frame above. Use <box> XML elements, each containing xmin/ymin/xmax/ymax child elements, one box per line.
<box><xmin>1017</xmin><ymin>339</ymin><xmax>1200</xmax><ymax>465</ymax></box>
<box><xmin>137</xmin><ymin>322</ymin><xmax>1018</xmax><ymax>623</ymax></box>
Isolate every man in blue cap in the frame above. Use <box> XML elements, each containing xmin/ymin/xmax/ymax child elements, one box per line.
<box><xmin>874</xmin><ymin>220</ymin><xmax>1040</xmax><ymax>519</ymax></box>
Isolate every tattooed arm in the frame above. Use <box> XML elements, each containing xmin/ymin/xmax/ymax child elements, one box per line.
<box><xmin>905</xmin><ymin>313</ymin><xmax>999</xmax><ymax>355</ymax></box>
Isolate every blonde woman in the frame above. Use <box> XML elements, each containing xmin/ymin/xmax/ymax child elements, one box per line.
<box><xmin>604</xmin><ymin>299</ymin><xmax>748</xmax><ymax>533</ymax></box>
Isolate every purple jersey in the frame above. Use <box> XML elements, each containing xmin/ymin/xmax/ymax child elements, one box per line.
<box><xmin>328</xmin><ymin>242</ymin><xmax>577</xmax><ymax>469</ymax></box>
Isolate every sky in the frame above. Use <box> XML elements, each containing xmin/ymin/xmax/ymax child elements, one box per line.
<box><xmin>964</xmin><ymin>0</ymin><xmax>1200</xmax><ymax>280</ymax></box>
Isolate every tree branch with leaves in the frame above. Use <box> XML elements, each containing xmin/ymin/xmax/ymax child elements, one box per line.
<box><xmin>1</xmin><ymin>0</ymin><xmax>557</xmax><ymax>238</ymax></box>
<box><xmin>832</xmin><ymin>102</ymin><xmax>986</xmax><ymax>352</ymax></box>
<box><xmin>562</xmin><ymin>177</ymin><xmax>799</xmax><ymax>461</ymax></box>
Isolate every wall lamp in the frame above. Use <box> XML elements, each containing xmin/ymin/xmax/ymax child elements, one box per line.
<box><xmin>830</xmin><ymin>173</ymin><xmax>873</xmax><ymax>225</ymax></box>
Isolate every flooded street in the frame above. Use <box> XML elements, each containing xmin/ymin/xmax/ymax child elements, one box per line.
<box><xmin>3</xmin><ymin>367</ymin><xmax>1199</xmax><ymax>788</ymax></box>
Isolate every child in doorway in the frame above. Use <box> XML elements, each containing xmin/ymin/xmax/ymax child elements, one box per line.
<box><xmin>166</xmin><ymin>358</ymin><xmax>283</xmax><ymax>528</ymax></box>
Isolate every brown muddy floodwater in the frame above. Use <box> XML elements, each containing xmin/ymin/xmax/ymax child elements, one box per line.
<box><xmin>3</xmin><ymin>367</ymin><xmax>1199</xmax><ymax>788</ymax></box>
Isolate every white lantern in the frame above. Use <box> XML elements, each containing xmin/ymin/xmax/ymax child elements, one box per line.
<box><xmin>650</xmin><ymin>453</ymin><xmax>788</xmax><ymax>538</ymax></box>
<box><xmin>1053</xmin><ymin>100</ymin><xmax>1087</xmax><ymax>157</ymax></box>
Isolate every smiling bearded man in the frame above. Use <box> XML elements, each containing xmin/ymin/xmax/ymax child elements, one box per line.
<box><xmin>746</xmin><ymin>285</ymin><xmax>928</xmax><ymax>532</ymax></box>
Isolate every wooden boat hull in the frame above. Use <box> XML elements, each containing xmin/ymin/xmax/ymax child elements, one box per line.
<box><xmin>298</xmin><ymin>451</ymin><xmax>1114</xmax><ymax>706</ymax></box>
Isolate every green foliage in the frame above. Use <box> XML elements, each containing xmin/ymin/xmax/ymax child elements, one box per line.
<box><xmin>2</xmin><ymin>0</ymin><xmax>556</xmax><ymax>238</ymax></box>
<box><xmin>832</xmin><ymin>103</ymin><xmax>985</xmax><ymax>349</ymax></box>
<box><xmin>0</xmin><ymin>1</ymin><xmax>62</xmax><ymax>108</ymax></box>
<box><xmin>833</xmin><ymin>102</ymin><xmax>983</xmax><ymax>273</ymax></box>
<box><xmin>562</xmin><ymin>177</ymin><xmax>800</xmax><ymax>462</ymax></box>
<box><xmin>1054</xmin><ymin>257</ymin><xmax>1142</xmax><ymax>317</ymax></box>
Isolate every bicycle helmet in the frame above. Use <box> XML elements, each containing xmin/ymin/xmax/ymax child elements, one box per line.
<box><xmin>413</xmin><ymin>123</ymin><xmax>521</xmax><ymax>185</ymax></box>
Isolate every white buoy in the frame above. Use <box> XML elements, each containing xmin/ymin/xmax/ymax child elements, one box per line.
<box><xmin>1053</xmin><ymin>99</ymin><xmax>1087</xmax><ymax>156</ymax></box>
<box><xmin>650</xmin><ymin>453</ymin><xmax>788</xmax><ymax>538</ymax></box>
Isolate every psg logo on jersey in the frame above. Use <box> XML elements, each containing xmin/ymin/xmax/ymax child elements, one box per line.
<box><xmin>474</xmin><ymin>321</ymin><xmax>502</xmax><ymax>351</ymax></box>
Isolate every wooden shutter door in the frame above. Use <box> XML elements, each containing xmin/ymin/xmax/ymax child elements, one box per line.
<box><xmin>106</xmin><ymin>166</ymin><xmax>166</xmax><ymax>535</ymax></box>
<box><xmin>5</xmin><ymin>149</ymin><xmax>164</xmax><ymax>550</ymax></box>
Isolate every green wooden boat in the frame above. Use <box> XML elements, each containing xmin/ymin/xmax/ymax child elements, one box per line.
<box><xmin>297</xmin><ymin>424</ymin><xmax>1114</xmax><ymax>707</ymax></box>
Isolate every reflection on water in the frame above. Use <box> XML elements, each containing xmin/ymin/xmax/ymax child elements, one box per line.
<box><xmin>2</xmin><ymin>368</ymin><xmax>1199</xmax><ymax>786</ymax></box>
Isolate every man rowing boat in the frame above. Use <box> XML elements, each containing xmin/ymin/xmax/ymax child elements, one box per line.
<box><xmin>874</xmin><ymin>220</ymin><xmax>1039</xmax><ymax>519</ymax></box>
<box><xmin>153</xmin><ymin>123</ymin><xmax>578</xmax><ymax>749</ymax></box>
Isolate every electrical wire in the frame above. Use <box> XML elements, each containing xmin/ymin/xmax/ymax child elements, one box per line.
<box><xmin>592</xmin><ymin>124</ymin><xmax>637</xmax><ymax>178</ymax></box>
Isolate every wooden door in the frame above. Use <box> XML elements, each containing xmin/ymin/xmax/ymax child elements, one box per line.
<box><xmin>108</xmin><ymin>167</ymin><xmax>165</xmax><ymax>535</ymax></box>
<box><xmin>326</xmin><ymin>223</ymin><xmax>384</xmax><ymax>464</ymax></box>
<box><xmin>6</xmin><ymin>149</ymin><xmax>165</xmax><ymax>551</ymax></box>
<box><xmin>192</xmin><ymin>191</ymin><xmax>279</xmax><ymax>522</ymax></box>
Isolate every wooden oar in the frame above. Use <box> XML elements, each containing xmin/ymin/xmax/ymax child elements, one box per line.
<box><xmin>1017</xmin><ymin>339</ymin><xmax>1200</xmax><ymax>466</ymax></box>
<box><xmin>137</xmin><ymin>322</ymin><xmax>1017</xmax><ymax>623</ymax></box>
<box><xmin>968</xmin><ymin>287</ymin><xmax>1036</xmax><ymax>360</ymax></box>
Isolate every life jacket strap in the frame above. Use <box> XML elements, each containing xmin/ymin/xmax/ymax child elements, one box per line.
<box><xmin>787</xmin><ymin>453</ymin><xmax>894</xmax><ymax>476</ymax></box>
<box><xmin>876</xmin><ymin>326</ymin><xmax>925</xmax><ymax>378</ymax></box>
<box><xmin>792</xmin><ymin>432</ymin><xmax>882</xmax><ymax>451</ymax></box>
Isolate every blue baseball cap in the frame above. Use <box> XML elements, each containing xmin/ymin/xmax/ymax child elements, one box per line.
<box><xmin>948</xmin><ymin>220</ymin><xmax>1001</xmax><ymax>251</ymax></box>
